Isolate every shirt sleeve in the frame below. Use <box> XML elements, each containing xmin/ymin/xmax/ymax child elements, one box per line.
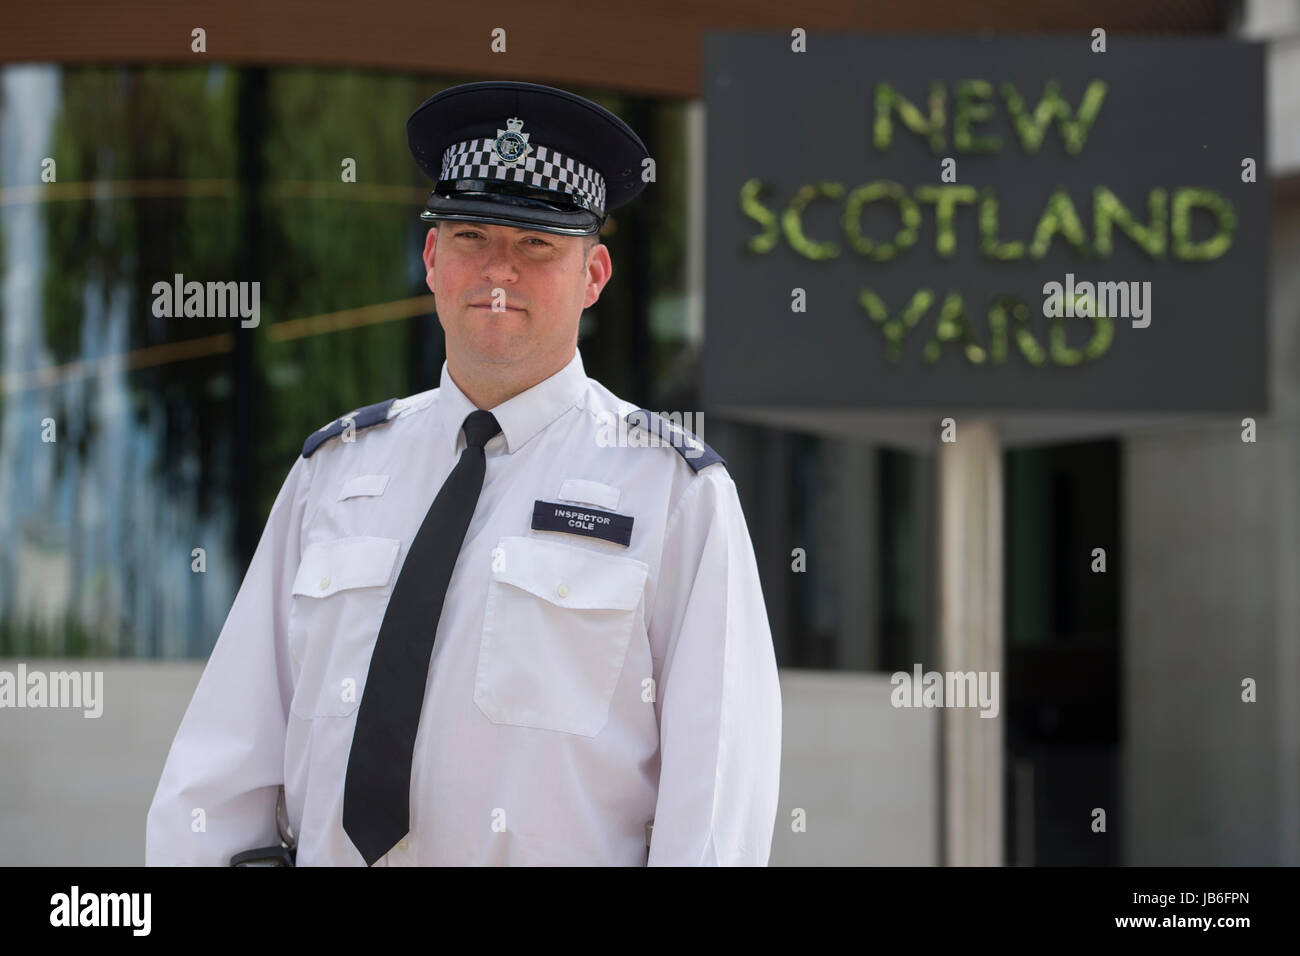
<box><xmin>145</xmin><ymin>453</ymin><xmax>312</xmax><ymax>866</ymax></box>
<box><xmin>645</xmin><ymin>466</ymin><xmax>782</xmax><ymax>866</ymax></box>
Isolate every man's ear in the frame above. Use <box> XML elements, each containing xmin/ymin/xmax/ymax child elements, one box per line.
<box><xmin>423</xmin><ymin>227</ymin><xmax>438</xmax><ymax>270</ymax></box>
<box><xmin>423</xmin><ymin>228</ymin><xmax>438</xmax><ymax>292</ymax></box>
<box><xmin>582</xmin><ymin>243</ymin><xmax>613</xmax><ymax>310</ymax></box>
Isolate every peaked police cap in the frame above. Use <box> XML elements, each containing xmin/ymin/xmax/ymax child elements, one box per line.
<box><xmin>407</xmin><ymin>81</ymin><xmax>650</xmax><ymax>236</ymax></box>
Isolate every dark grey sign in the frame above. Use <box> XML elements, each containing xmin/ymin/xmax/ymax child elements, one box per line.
<box><xmin>702</xmin><ymin>34</ymin><xmax>1267</xmax><ymax>413</ymax></box>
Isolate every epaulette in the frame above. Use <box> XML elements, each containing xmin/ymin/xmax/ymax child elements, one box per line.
<box><xmin>624</xmin><ymin>408</ymin><xmax>726</xmax><ymax>473</ymax></box>
<box><xmin>302</xmin><ymin>398</ymin><xmax>398</xmax><ymax>459</ymax></box>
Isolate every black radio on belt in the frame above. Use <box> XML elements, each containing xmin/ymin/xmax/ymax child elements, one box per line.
<box><xmin>230</xmin><ymin>785</ymin><xmax>297</xmax><ymax>867</ymax></box>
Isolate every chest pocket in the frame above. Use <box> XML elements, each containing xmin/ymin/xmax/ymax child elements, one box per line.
<box><xmin>475</xmin><ymin>535</ymin><xmax>648</xmax><ymax>737</ymax></box>
<box><xmin>288</xmin><ymin>536</ymin><xmax>401</xmax><ymax>718</ymax></box>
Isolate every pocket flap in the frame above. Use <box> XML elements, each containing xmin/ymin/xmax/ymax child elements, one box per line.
<box><xmin>292</xmin><ymin>536</ymin><xmax>401</xmax><ymax>598</ymax></box>
<box><xmin>495</xmin><ymin>536</ymin><xmax>647</xmax><ymax>611</ymax></box>
<box><xmin>557</xmin><ymin>478</ymin><xmax>620</xmax><ymax>511</ymax></box>
<box><xmin>338</xmin><ymin>474</ymin><xmax>391</xmax><ymax>500</ymax></box>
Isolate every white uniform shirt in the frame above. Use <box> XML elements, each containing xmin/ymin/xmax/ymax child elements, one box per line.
<box><xmin>145</xmin><ymin>348</ymin><xmax>782</xmax><ymax>866</ymax></box>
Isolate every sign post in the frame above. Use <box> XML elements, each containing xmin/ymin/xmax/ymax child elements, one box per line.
<box><xmin>939</xmin><ymin>419</ymin><xmax>1004</xmax><ymax>865</ymax></box>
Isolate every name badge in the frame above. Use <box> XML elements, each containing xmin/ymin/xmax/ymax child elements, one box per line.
<box><xmin>532</xmin><ymin>500</ymin><xmax>633</xmax><ymax>547</ymax></box>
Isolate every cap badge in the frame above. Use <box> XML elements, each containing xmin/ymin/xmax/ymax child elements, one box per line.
<box><xmin>491</xmin><ymin>117</ymin><xmax>533</xmax><ymax>167</ymax></box>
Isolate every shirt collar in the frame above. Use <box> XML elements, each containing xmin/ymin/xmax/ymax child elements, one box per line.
<box><xmin>438</xmin><ymin>349</ymin><xmax>588</xmax><ymax>456</ymax></box>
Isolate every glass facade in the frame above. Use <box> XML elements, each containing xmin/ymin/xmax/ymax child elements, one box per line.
<box><xmin>1004</xmin><ymin>440</ymin><xmax>1121</xmax><ymax>865</ymax></box>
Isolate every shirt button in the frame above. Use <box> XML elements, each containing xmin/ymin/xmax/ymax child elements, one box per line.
<box><xmin>398</xmin><ymin>838</ymin><xmax>408</xmax><ymax>850</ymax></box>
<box><xmin>320</xmin><ymin>577</ymin><xmax>330</xmax><ymax>590</ymax></box>
<box><xmin>556</xmin><ymin>584</ymin><xmax>569</xmax><ymax>598</ymax></box>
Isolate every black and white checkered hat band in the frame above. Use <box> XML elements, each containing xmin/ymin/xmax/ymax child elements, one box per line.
<box><xmin>439</xmin><ymin>138</ymin><xmax>606</xmax><ymax>213</ymax></box>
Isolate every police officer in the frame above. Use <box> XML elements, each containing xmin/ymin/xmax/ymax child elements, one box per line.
<box><xmin>145</xmin><ymin>80</ymin><xmax>782</xmax><ymax>866</ymax></box>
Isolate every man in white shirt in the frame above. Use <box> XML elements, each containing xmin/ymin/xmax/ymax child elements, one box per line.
<box><xmin>145</xmin><ymin>80</ymin><xmax>782</xmax><ymax>866</ymax></box>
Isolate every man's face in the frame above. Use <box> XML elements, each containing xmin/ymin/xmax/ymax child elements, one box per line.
<box><xmin>423</xmin><ymin>221</ymin><xmax>610</xmax><ymax>374</ymax></box>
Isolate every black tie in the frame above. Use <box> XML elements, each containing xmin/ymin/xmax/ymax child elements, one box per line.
<box><xmin>342</xmin><ymin>409</ymin><xmax>502</xmax><ymax>865</ymax></box>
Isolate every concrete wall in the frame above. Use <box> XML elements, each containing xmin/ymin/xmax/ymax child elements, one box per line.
<box><xmin>0</xmin><ymin>660</ymin><xmax>201</xmax><ymax>865</ymax></box>
<box><xmin>1242</xmin><ymin>0</ymin><xmax>1300</xmax><ymax>176</ymax></box>
<box><xmin>0</xmin><ymin>661</ymin><xmax>938</xmax><ymax>865</ymax></box>
<box><xmin>771</xmin><ymin>671</ymin><xmax>940</xmax><ymax>865</ymax></box>
<box><xmin>1121</xmin><ymin>191</ymin><xmax>1300</xmax><ymax>865</ymax></box>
